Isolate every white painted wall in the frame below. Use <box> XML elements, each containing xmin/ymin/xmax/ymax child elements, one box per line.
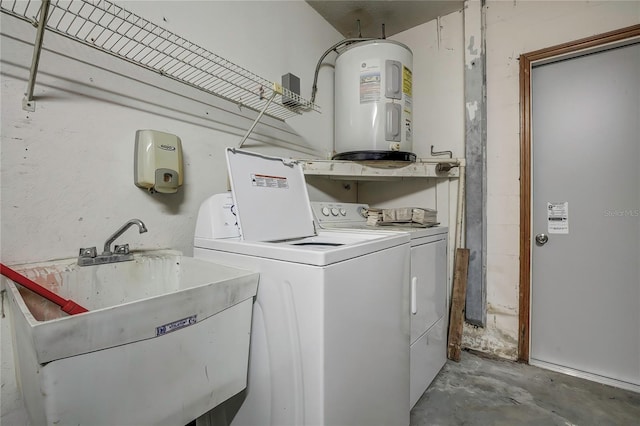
<box><xmin>391</xmin><ymin>12</ymin><xmax>465</xmax><ymax>160</ymax></box>
<box><xmin>463</xmin><ymin>0</ymin><xmax>640</xmax><ymax>359</ymax></box>
<box><xmin>0</xmin><ymin>1</ymin><xmax>341</xmax><ymax>422</ymax></box>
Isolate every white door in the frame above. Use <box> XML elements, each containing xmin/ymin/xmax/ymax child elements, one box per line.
<box><xmin>530</xmin><ymin>41</ymin><xmax>640</xmax><ymax>391</ymax></box>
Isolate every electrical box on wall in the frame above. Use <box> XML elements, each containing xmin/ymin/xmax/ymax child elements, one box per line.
<box><xmin>281</xmin><ymin>73</ymin><xmax>301</xmax><ymax>107</ymax></box>
<box><xmin>134</xmin><ymin>130</ymin><xmax>183</xmax><ymax>194</ymax></box>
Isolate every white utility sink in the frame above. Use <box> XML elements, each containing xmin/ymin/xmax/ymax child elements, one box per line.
<box><xmin>3</xmin><ymin>250</ymin><xmax>258</xmax><ymax>426</ymax></box>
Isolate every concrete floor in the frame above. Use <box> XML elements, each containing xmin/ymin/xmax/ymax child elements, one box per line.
<box><xmin>411</xmin><ymin>351</ymin><xmax>640</xmax><ymax>426</ymax></box>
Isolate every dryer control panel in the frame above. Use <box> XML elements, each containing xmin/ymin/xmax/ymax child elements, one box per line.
<box><xmin>310</xmin><ymin>202</ymin><xmax>369</xmax><ymax>225</ymax></box>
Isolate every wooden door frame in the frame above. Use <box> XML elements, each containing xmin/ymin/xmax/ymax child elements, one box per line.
<box><xmin>518</xmin><ymin>24</ymin><xmax>640</xmax><ymax>362</ymax></box>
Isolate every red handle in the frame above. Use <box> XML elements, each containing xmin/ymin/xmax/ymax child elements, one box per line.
<box><xmin>1</xmin><ymin>263</ymin><xmax>89</xmax><ymax>315</ymax></box>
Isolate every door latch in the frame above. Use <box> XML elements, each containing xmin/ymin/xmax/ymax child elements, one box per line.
<box><xmin>535</xmin><ymin>233</ymin><xmax>549</xmax><ymax>246</ymax></box>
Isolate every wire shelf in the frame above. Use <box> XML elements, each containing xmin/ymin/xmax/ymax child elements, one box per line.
<box><xmin>0</xmin><ymin>0</ymin><xmax>320</xmax><ymax>120</ymax></box>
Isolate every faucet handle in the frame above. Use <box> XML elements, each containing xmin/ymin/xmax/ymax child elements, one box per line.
<box><xmin>79</xmin><ymin>247</ymin><xmax>97</xmax><ymax>258</ymax></box>
<box><xmin>113</xmin><ymin>244</ymin><xmax>130</xmax><ymax>255</ymax></box>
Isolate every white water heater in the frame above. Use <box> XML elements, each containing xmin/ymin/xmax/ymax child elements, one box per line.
<box><xmin>334</xmin><ymin>40</ymin><xmax>414</xmax><ymax>161</ymax></box>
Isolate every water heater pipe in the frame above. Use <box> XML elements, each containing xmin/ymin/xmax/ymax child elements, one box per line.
<box><xmin>310</xmin><ymin>37</ymin><xmax>376</xmax><ymax>104</ymax></box>
<box><xmin>455</xmin><ymin>160</ymin><xmax>467</xmax><ymax>250</ymax></box>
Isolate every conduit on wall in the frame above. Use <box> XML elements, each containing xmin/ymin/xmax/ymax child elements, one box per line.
<box><xmin>463</xmin><ymin>0</ymin><xmax>487</xmax><ymax>327</ymax></box>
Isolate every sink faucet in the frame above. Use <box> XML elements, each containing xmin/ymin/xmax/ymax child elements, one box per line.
<box><xmin>78</xmin><ymin>218</ymin><xmax>148</xmax><ymax>266</ymax></box>
<box><xmin>103</xmin><ymin>219</ymin><xmax>148</xmax><ymax>255</ymax></box>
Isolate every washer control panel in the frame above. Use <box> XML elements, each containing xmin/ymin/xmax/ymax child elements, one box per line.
<box><xmin>310</xmin><ymin>202</ymin><xmax>369</xmax><ymax>225</ymax></box>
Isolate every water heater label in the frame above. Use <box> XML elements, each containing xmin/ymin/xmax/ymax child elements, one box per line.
<box><xmin>360</xmin><ymin>59</ymin><xmax>381</xmax><ymax>103</ymax></box>
<box><xmin>404</xmin><ymin>97</ymin><xmax>413</xmax><ymax>142</ymax></box>
<box><xmin>252</xmin><ymin>173</ymin><xmax>289</xmax><ymax>189</ymax></box>
<box><xmin>156</xmin><ymin>315</ymin><xmax>197</xmax><ymax>336</ymax></box>
<box><xmin>403</xmin><ymin>66</ymin><xmax>412</xmax><ymax>97</ymax></box>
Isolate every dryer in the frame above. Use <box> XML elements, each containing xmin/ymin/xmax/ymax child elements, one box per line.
<box><xmin>311</xmin><ymin>202</ymin><xmax>448</xmax><ymax>409</ymax></box>
<box><xmin>194</xmin><ymin>149</ymin><xmax>411</xmax><ymax>426</ymax></box>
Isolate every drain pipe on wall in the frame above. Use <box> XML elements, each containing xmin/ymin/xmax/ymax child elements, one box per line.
<box><xmin>455</xmin><ymin>160</ymin><xmax>467</xmax><ymax>251</ymax></box>
<box><xmin>447</xmin><ymin>159</ymin><xmax>470</xmax><ymax>362</ymax></box>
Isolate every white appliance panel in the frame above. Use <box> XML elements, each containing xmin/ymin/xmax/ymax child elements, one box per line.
<box><xmin>410</xmin><ymin>239</ymin><xmax>447</xmax><ymax>343</ymax></box>
<box><xmin>311</xmin><ymin>201</ymin><xmax>445</xmax><ymax>241</ymax></box>
<box><xmin>194</xmin><ymin>239</ymin><xmax>410</xmax><ymax>426</ymax></box>
<box><xmin>323</xmin><ymin>248</ymin><xmax>410</xmax><ymax>425</ymax></box>
<box><xmin>409</xmin><ymin>316</ymin><xmax>447</xmax><ymax>409</ymax></box>
<box><xmin>311</xmin><ymin>202</ymin><xmax>448</xmax><ymax>409</ymax></box>
<box><xmin>195</xmin><ymin>229</ymin><xmax>408</xmax><ymax>266</ymax></box>
<box><xmin>225</xmin><ymin>148</ymin><xmax>315</xmax><ymax>242</ymax></box>
<box><xmin>195</xmin><ymin>188</ymin><xmax>411</xmax><ymax>426</ymax></box>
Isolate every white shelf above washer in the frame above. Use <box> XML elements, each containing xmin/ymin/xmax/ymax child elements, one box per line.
<box><xmin>299</xmin><ymin>159</ymin><xmax>461</xmax><ymax>181</ymax></box>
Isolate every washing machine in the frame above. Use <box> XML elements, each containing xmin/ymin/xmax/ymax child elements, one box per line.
<box><xmin>194</xmin><ymin>149</ymin><xmax>411</xmax><ymax>426</ymax></box>
<box><xmin>311</xmin><ymin>202</ymin><xmax>448</xmax><ymax>409</ymax></box>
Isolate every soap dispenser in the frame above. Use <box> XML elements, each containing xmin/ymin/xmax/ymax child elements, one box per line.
<box><xmin>134</xmin><ymin>130</ymin><xmax>183</xmax><ymax>193</ymax></box>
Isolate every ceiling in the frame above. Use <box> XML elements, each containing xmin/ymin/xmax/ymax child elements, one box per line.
<box><xmin>306</xmin><ymin>1</ymin><xmax>465</xmax><ymax>39</ymax></box>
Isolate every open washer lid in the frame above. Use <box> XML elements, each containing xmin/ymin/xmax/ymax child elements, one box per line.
<box><xmin>225</xmin><ymin>148</ymin><xmax>316</xmax><ymax>242</ymax></box>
